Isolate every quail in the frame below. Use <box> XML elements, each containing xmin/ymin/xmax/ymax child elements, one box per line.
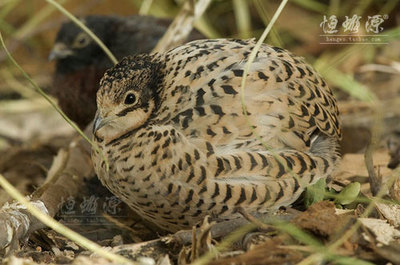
<box><xmin>49</xmin><ymin>15</ymin><xmax>203</xmax><ymax>128</ymax></box>
<box><xmin>92</xmin><ymin>39</ymin><xmax>342</xmax><ymax>232</ymax></box>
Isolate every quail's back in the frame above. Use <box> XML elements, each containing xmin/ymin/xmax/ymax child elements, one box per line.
<box><xmin>92</xmin><ymin>39</ymin><xmax>341</xmax><ymax>232</ymax></box>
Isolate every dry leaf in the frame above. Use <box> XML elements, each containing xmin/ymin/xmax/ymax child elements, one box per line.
<box><xmin>375</xmin><ymin>203</ymin><xmax>400</xmax><ymax>228</ymax></box>
<box><xmin>359</xmin><ymin>218</ymin><xmax>400</xmax><ymax>245</ymax></box>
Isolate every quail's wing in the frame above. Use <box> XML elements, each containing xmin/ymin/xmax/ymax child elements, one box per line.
<box><xmin>154</xmin><ymin>39</ymin><xmax>341</xmax><ymax>153</ymax></box>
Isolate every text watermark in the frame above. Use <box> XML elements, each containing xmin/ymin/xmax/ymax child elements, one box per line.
<box><xmin>319</xmin><ymin>14</ymin><xmax>388</xmax><ymax>44</ymax></box>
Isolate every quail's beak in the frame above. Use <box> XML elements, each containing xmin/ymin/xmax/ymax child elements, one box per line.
<box><xmin>93</xmin><ymin>111</ymin><xmax>115</xmax><ymax>134</ymax></box>
<box><xmin>48</xmin><ymin>43</ymin><xmax>74</xmax><ymax>61</ymax></box>
<box><xmin>93</xmin><ymin>111</ymin><xmax>105</xmax><ymax>134</ymax></box>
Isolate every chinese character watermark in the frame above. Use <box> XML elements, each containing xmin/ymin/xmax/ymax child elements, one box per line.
<box><xmin>103</xmin><ymin>196</ymin><xmax>122</xmax><ymax>215</ymax></box>
<box><xmin>57</xmin><ymin>195</ymin><xmax>127</xmax><ymax>225</ymax></box>
<box><xmin>319</xmin><ymin>14</ymin><xmax>388</xmax><ymax>44</ymax></box>
<box><xmin>320</xmin><ymin>15</ymin><xmax>339</xmax><ymax>34</ymax></box>
<box><xmin>342</xmin><ymin>14</ymin><xmax>362</xmax><ymax>33</ymax></box>
<box><xmin>80</xmin><ymin>195</ymin><xmax>99</xmax><ymax>215</ymax></box>
<box><xmin>365</xmin><ymin>15</ymin><xmax>387</xmax><ymax>33</ymax></box>
<box><xmin>58</xmin><ymin>196</ymin><xmax>76</xmax><ymax>215</ymax></box>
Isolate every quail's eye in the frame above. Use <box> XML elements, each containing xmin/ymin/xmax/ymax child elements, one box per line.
<box><xmin>124</xmin><ymin>93</ymin><xmax>137</xmax><ymax>105</ymax></box>
<box><xmin>72</xmin><ymin>32</ymin><xmax>91</xmax><ymax>48</ymax></box>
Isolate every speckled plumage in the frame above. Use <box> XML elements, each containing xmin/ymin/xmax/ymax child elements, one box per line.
<box><xmin>92</xmin><ymin>39</ymin><xmax>342</xmax><ymax>232</ymax></box>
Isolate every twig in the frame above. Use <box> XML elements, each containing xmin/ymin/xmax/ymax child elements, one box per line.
<box><xmin>139</xmin><ymin>0</ymin><xmax>154</xmax><ymax>15</ymax></box>
<box><xmin>152</xmin><ymin>0</ymin><xmax>212</xmax><ymax>53</ymax></box>
<box><xmin>359</xmin><ymin>63</ymin><xmax>400</xmax><ymax>74</ymax></box>
<box><xmin>364</xmin><ymin>101</ymin><xmax>383</xmax><ymax>196</ymax></box>
<box><xmin>237</xmin><ymin>207</ymin><xmax>271</xmax><ymax>231</ymax></box>
<box><xmin>233</xmin><ymin>0</ymin><xmax>252</xmax><ymax>38</ymax></box>
<box><xmin>0</xmin><ymin>130</ymin><xmax>92</xmax><ymax>250</ymax></box>
<box><xmin>171</xmin><ymin>213</ymin><xmax>294</xmax><ymax>246</ymax></box>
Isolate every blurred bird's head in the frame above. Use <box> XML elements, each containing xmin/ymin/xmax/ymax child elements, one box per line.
<box><xmin>93</xmin><ymin>55</ymin><xmax>163</xmax><ymax>143</ymax></box>
<box><xmin>49</xmin><ymin>15</ymin><xmax>117</xmax><ymax>66</ymax></box>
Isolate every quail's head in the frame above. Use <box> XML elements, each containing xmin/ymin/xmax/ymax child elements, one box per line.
<box><xmin>49</xmin><ymin>15</ymin><xmax>115</xmax><ymax>66</ymax></box>
<box><xmin>94</xmin><ymin>55</ymin><xmax>162</xmax><ymax>142</ymax></box>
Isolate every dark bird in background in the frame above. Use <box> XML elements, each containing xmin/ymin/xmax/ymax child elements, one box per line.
<box><xmin>49</xmin><ymin>15</ymin><xmax>203</xmax><ymax>128</ymax></box>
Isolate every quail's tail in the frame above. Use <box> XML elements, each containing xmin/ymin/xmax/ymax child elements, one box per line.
<box><xmin>310</xmin><ymin>131</ymin><xmax>340</xmax><ymax>164</ymax></box>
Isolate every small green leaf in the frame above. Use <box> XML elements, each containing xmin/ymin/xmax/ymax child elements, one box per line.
<box><xmin>335</xmin><ymin>182</ymin><xmax>361</xmax><ymax>205</ymax></box>
<box><xmin>304</xmin><ymin>178</ymin><xmax>326</xmax><ymax>208</ymax></box>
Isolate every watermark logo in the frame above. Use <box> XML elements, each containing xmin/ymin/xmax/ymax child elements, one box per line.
<box><xmin>320</xmin><ymin>15</ymin><xmax>338</xmax><ymax>34</ymax></box>
<box><xmin>80</xmin><ymin>195</ymin><xmax>99</xmax><ymax>215</ymax></box>
<box><xmin>342</xmin><ymin>15</ymin><xmax>362</xmax><ymax>33</ymax></box>
<box><xmin>57</xmin><ymin>195</ymin><xmax>124</xmax><ymax>225</ymax></box>
<box><xmin>320</xmin><ymin>14</ymin><xmax>388</xmax><ymax>44</ymax></box>
<box><xmin>365</xmin><ymin>15</ymin><xmax>386</xmax><ymax>33</ymax></box>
